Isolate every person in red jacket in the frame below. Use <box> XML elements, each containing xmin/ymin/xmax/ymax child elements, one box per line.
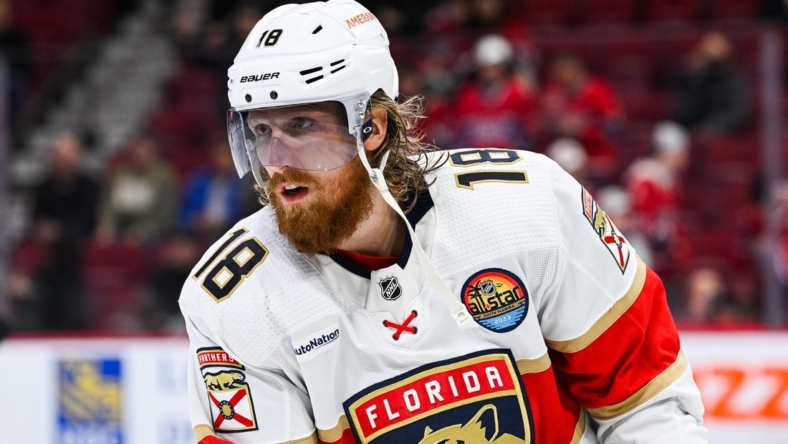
<box><xmin>624</xmin><ymin>120</ymin><xmax>693</xmax><ymax>277</ymax></box>
<box><xmin>453</xmin><ymin>34</ymin><xmax>534</xmax><ymax>150</ymax></box>
<box><xmin>542</xmin><ymin>52</ymin><xmax>624</xmax><ymax>175</ymax></box>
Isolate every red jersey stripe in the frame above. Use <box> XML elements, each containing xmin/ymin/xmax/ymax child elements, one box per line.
<box><xmin>547</xmin><ymin>259</ymin><xmax>682</xmax><ymax>416</ymax></box>
<box><xmin>519</xmin><ymin>359</ymin><xmax>584</xmax><ymax>444</ymax></box>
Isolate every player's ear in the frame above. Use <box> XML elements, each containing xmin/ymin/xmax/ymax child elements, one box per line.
<box><xmin>362</xmin><ymin>106</ymin><xmax>388</xmax><ymax>153</ymax></box>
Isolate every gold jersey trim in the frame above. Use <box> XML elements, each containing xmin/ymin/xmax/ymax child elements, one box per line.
<box><xmin>193</xmin><ymin>424</ymin><xmax>214</xmax><ymax>441</ymax></box>
<box><xmin>545</xmin><ymin>256</ymin><xmax>647</xmax><ymax>354</ymax></box>
<box><xmin>282</xmin><ymin>432</ymin><xmax>319</xmax><ymax>444</ymax></box>
<box><xmin>516</xmin><ymin>353</ymin><xmax>551</xmax><ymax>374</ymax></box>
<box><xmin>588</xmin><ymin>351</ymin><xmax>689</xmax><ymax>420</ymax></box>
<box><xmin>317</xmin><ymin>415</ymin><xmax>350</xmax><ymax>443</ymax></box>
<box><xmin>570</xmin><ymin>410</ymin><xmax>587</xmax><ymax>444</ymax></box>
<box><xmin>193</xmin><ymin>424</ymin><xmax>318</xmax><ymax>443</ymax></box>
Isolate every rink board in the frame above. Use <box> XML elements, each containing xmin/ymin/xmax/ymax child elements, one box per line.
<box><xmin>0</xmin><ymin>332</ymin><xmax>786</xmax><ymax>443</ymax></box>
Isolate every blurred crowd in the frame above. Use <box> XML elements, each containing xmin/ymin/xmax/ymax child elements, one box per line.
<box><xmin>5</xmin><ymin>0</ymin><xmax>788</xmax><ymax>333</ymax></box>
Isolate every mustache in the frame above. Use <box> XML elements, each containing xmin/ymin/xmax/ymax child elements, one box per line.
<box><xmin>268</xmin><ymin>168</ymin><xmax>321</xmax><ymax>190</ymax></box>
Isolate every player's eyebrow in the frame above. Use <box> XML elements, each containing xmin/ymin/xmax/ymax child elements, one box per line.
<box><xmin>248</xmin><ymin>105</ymin><xmax>342</xmax><ymax>128</ymax></box>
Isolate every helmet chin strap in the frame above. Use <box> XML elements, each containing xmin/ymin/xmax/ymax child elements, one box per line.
<box><xmin>356</xmin><ymin>125</ymin><xmax>475</xmax><ymax>330</ymax></box>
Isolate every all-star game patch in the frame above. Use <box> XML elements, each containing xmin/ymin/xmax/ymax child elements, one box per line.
<box><xmin>461</xmin><ymin>268</ymin><xmax>529</xmax><ymax>333</ymax></box>
<box><xmin>581</xmin><ymin>187</ymin><xmax>630</xmax><ymax>273</ymax></box>
<box><xmin>343</xmin><ymin>349</ymin><xmax>533</xmax><ymax>444</ymax></box>
<box><xmin>197</xmin><ymin>347</ymin><xmax>257</xmax><ymax>433</ymax></box>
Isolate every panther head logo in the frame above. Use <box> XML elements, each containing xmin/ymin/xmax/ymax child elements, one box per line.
<box><xmin>418</xmin><ymin>404</ymin><xmax>526</xmax><ymax>444</ymax></box>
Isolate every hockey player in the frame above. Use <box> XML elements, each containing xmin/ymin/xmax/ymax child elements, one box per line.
<box><xmin>179</xmin><ymin>1</ymin><xmax>708</xmax><ymax>443</ymax></box>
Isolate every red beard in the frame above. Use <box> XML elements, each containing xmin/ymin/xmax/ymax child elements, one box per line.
<box><xmin>268</xmin><ymin>156</ymin><xmax>374</xmax><ymax>254</ymax></box>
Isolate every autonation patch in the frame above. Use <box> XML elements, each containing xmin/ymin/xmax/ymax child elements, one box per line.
<box><xmin>293</xmin><ymin>323</ymin><xmax>341</xmax><ymax>361</ymax></box>
<box><xmin>58</xmin><ymin>358</ymin><xmax>123</xmax><ymax>444</ymax></box>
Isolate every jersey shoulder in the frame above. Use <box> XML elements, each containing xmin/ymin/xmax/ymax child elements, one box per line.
<box><xmin>418</xmin><ymin>148</ymin><xmax>572</xmax><ymax>270</ymax></box>
<box><xmin>179</xmin><ymin>207</ymin><xmax>347</xmax><ymax>365</ymax></box>
<box><xmin>422</xmin><ymin>147</ymin><xmax>573</xmax><ymax>215</ymax></box>
<box><xmin>423</xmin><ymin>147</ymin><xmax>571</xmax><ymax>191</ymax></box>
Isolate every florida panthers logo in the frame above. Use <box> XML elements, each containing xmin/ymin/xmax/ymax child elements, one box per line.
<box><xmin>344</xmin><ymin>350</ymin><xmax>533</xmax><ymax>444</ymax></box>
<box><xmin>461</xmin><ymin>269</ymin><xmax>529</xmax><ymax>333</ymax></box>
<box><xmin>197</xmin><ymin>347</ymin><xmax>257</xmax><ymax>433</ymax></box>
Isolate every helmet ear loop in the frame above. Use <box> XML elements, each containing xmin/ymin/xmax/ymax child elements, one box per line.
<box><xmin>357</xmin><ymin>102</ymin><xmax>390</xmax><ymax>192</ymax></box>
<box><xmin>361</xmin><ymin>101</ymin><xmax>391</xmax><ymax>172</ymax></box>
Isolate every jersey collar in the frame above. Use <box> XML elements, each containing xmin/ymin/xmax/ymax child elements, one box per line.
<box><xmin>329</xmin><ymin>189</ymin><xmax>434</xmax><ymax>279</ymax></box>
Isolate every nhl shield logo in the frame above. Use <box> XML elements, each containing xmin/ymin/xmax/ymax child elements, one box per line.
<box><xmin>479</xmin><ymin>279</ymin><xmax>497</xmax><ymax>297</ymax></box>
<box><xmin>378</xmin><ymin>276</ymin><xmax>402</xmax><ymax>301</ymax></box>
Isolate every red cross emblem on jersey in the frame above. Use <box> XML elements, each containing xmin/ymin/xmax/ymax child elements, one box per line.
<box><xmin>206</xmin><ymin>386</ymin><xmax>258</xmax><ymax>432</ymax></box>
<box><xmin>603</xmin><ymin>222</ymin><xmax>629</xmax><ymax>271</ymax></box>
<box><xmin>581</xmin><ymin>187</ymin><xmax>631</xmax><ymax>273</ymax></box>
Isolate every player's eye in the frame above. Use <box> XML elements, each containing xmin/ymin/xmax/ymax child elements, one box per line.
<box><xmin>288</xmin><ymin>117</ymin><xmax>314</xmax><ymax>130</ymax></box>
<box><xmin>254</xmin><ymin>124</ymin><xmax>271</xmax><ymax>137</ymax></box>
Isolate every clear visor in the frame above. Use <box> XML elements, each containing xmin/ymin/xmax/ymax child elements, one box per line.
<box><xmin>227</xmin><ymin>100</ymin><xmax>360</xmax><ymax>174</ymax></box>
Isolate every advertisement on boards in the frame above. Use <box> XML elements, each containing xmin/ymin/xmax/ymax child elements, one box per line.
<box><xmin>0</xmin><ymin>332</ymin><xmax>786</xmax><ymax>443</ymax></box>
<box><xmin>0</xmin><ymin>338</ymin><xmax>193</xmax><ymax>444</ymax></box>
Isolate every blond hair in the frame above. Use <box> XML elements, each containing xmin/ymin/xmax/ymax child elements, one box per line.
<box><xmin>368</xmin><ymin>90</ymin><xmax>446</xmax><ymax>213</ymax></box>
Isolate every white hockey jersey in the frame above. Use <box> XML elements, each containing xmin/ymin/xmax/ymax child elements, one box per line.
<box><xmin>179</xmin><ymin>148</ymin><xmax>707</xmax><ymax>444</ymax></box>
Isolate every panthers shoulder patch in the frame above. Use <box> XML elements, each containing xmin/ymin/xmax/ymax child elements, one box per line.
<box><xmin>196</xmin><ymin>347</ymin><xmax>257</xmax><ymax>433</ymax></box>
<box><xmin>581</xmin><ymin>187</ymin><xmax>630</xmax><ymax>273</ymax></box>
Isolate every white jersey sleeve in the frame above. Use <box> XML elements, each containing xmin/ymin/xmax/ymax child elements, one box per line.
<box><xmin>183</xmin><ymin>310</ymin><xmax>317</xmax><ymax>444</ymax></box>
<box><xmin>538</xmin><ymin>157</ymin><xmax>707</xmax><ymax>443</ymax></box>
<box><xmin>180</xmin><ymin>223</ymin><xmax>319</xmax><ymax>444</ymax></box>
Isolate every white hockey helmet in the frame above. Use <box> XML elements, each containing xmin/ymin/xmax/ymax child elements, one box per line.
<box><xmin>226</xmin><ymin>0</ymin><xmax>399</xmax><ymax>186</ymax></box>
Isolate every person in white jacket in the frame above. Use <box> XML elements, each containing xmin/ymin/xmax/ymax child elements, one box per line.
<box><xmin>179</xmin><ymin>1</ymin><xmax>708</xmax><ymax>443</ymax></box>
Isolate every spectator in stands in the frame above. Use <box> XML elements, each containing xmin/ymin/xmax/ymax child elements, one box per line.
<box><xmin>681</xmin><ymin>266</ymin><xmax>753</xmax><ymax>326</ymax></box>
<box><xmin>468</xmin><ymin>0</ymin><xmax>534</xmax><ymax>47</ymax></box>
<box><xmin>624</xmin><ymin>121</ymin><xmax>689</xmax><ymax>231</ymax></box>
<box><xmin>144</xmin><ymin>235</ymin><xmax>199</xmax><ymax>332</ymax></box>
<box><xmin>672</xmin><ymin>32</ymin><xmax>751</xmax><ymax>135</ymax></box>
<box><xmin>545</xmin><ymin>137</ymin><xmax>589</xmax><ymax>189</ymax></box>
<box><xmin>23</xmin><ymin>133</ymin><xmax>97</xmax><ymax>331</ymax></box>
<box><xmin>427</xmin><ymin>0</ymin><xmax>528</xmax><ymax>40</ymax></box>
<box><xmin>170</xmin><ymin>0</ymin><xmax>205</xmax><ymax>55</ymax></box>
<box><xmin>624</xmin><ymin>120</ymin><xmax>693</xmax><ymax>276</ymax></box>
<box><xmin>7</xmin><ymin>270</ymin><xmax>40</xmax><ymax>331</ymax></box>
<box><xmin>453</xmin><ymin>34</ymin><xmax>533</xmax><ymax>150</ymax></box>
<box><xmin>97</xmin><ymin>137</ymin><xmax>179</xmax><ymax>244</ymax></box>
<box><xmin>0</xmin><ymin>0</ymin><xmax>32</xmax><ymax>127</ymax></box>
<box><xmin>542</xmin><ymin>52</ymin><xmax>624</xmax><ymax>175</ymax></box>
<box><xmin>195</xmin><ymin>3</ymin><xmax>261</xmax><ymax>77</ymax></box>
<box><xmin>32</xmin><ymin>133</ymin><xmax>99</xmax><ymax>241</ymax></box>
<box><xmin>180</xmin><ymin>138</ymin><xmax>247</xmax><ymax>240</ymax></box>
